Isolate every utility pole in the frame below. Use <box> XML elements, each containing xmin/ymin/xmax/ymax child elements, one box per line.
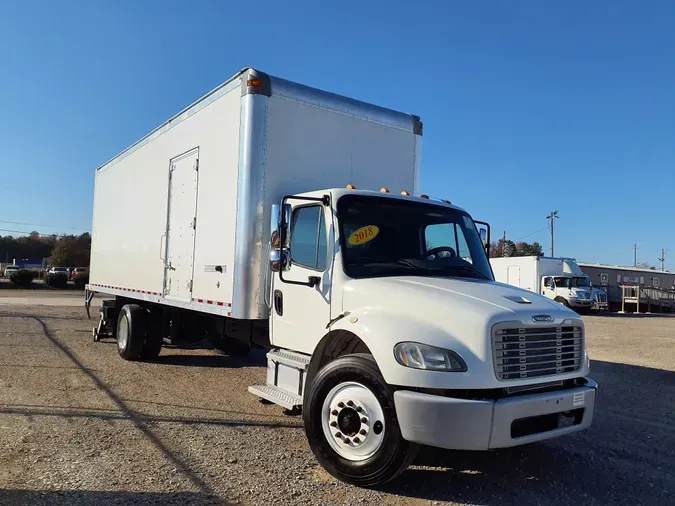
<box><xmin>634</xmin><ymin>243</ymin><xmax>637</xmax><ymax>268</ymax></box>
<box><xmin>546</xmin><ymin>210</ymin><xmax>559</xmax><ymax>257</ymax></box>
<box><xmin>502</xmin><ymin>231</ymin><xmax>507</xmax><ymax>257</ymax></box>
<box><xmin>658</xmin><ymin>249</ymin><xmax>666</xmax><ymax>272</ymax></box>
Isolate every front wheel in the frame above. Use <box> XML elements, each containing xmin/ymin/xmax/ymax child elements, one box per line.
<box><xmin>555</xmin><ymin>296</ymin><xmax>571</xmax><ymax>308</ymax></box>
<box><xmin>303</xmin><ymin>354</ymin><xmax>418</xmax><ymax>487</ymax></box>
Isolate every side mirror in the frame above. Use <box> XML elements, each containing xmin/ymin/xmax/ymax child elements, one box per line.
<box><xmin>479</xmin><ymin>228</ymin><xmax>487</xmax><ymax>246</ymax></box>
<box><xmin>269</xmin><ymin>203</ymin><xmax>292</xmax><ymax>271</ymax></box>
<box><xmin>269</xmin><ymin>248</ymin><xmax>290</xmax><ymax>272</ymax></box>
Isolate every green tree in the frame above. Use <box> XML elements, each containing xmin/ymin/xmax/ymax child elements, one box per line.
<box><xmin>490</xmin><ymin>239</ymin><xmax>543</xmax><ymax>258</ymax></box>
<box><xmin>48</xmin><ymin>233</ymin><xmax>91</xmax><ymax>267</ymax></box>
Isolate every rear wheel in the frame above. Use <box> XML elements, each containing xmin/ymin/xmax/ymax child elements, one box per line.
<box><xmin>117</xmin><ymin>304</ymin><xmax>146</xmax><ymax>360</ymax></box>
<box><xmin>303</xmin><ymin>354</ymin><xmax>418</xmax><ymax>487</ymax></box>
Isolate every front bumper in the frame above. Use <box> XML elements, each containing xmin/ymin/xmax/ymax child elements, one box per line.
<box><xmin>394</xmin><ymin>378</ymin><xmax>597</xmax><ymax>450</ymax></box>
<box><xmin>570</xmin><ymin>299</ymin><xmax>593</xmax><ymax>308</ymax></box>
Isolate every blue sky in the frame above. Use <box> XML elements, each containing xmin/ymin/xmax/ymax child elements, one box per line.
<box><xmin>1</xmin><ymin>1</ymin><xmax>673</xmax><ymax>268</ymax></box>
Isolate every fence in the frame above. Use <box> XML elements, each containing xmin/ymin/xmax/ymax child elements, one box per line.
<box><xmin>620</xmin><ymin>285</ymin><xmax>675</xmax><ymax>313</ymax></box>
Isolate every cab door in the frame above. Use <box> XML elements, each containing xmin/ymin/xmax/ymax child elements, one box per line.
<box><xmin>542</xmin><ymin>277</ymin><xmax>556</xmax><ymax>298</ymax></box>
<box><xmin>270</xmin><ymin>200</ymin><xmax>332</xmax><ymax>354</ymax></box>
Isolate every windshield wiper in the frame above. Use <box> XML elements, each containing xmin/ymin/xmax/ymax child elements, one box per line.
<box><xmin>361</xmin><ymin>259</ymin><xmax>420</xmax><ymax>269</ymax></box>
<box><xmin>447</xmin><ymin>264</ymin><xmax>490</xmax><ymax>280</ymax></box>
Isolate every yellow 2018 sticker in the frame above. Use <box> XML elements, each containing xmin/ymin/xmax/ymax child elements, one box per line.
<box><xmin>348</xmin><ymin>225</ymin><xmax>380</xmax><ymax>246</ymax></box>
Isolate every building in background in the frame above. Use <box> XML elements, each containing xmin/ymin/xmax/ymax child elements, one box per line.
<box><xmin>578</xmin><ymin>263</ymin><xmax>675</xmax><ymax>308</ymax></box>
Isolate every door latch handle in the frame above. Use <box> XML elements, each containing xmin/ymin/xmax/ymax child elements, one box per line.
<box><xmin>274</xmin><ymin>289</ymin><xmax>283</xmax><ymax>316</ymax></box>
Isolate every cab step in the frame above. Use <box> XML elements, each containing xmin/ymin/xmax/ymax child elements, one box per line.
<box><xmin>248</xmin><ymin>348</ymin><xmax>311</xmax><ymax>409</ymax></box>
<box><xmin>267</xmin><ymin>348</ymin><xmax>311</xmax><ymax>370</ymax></box>
<box><xmin>248</xmin><ymin>385</ymin><xmax>302</xmax><ymax>410</ymax></box>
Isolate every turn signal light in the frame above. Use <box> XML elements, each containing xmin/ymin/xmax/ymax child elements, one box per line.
<box><xmin>346</xmin><ymin>184</ymin><xmax>356</xmax><ymax>190</ymax></box>
<box><xmin>380</xmin><ymin>187</ymin><xmax>390</xmax><ymax>193</ymax></box>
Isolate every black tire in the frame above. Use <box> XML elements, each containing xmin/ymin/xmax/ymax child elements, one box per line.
<box><xmin>141</xmin><ymin>311</ymin><xmax>163</xmax><ymax>360</ymax></box>
<box><xmin>303</xmin><ymin>353</ymin><xmax>418</xmax><ymax>487</ymax></box>
<box><xmin>117</xmin><ymin>304</ymin><xmax>146</xmax><ymax>361</ymax></box>
<box><xmin>555</xmin><ymin>296</ymin><xmax>571</xmax><ymax>308</ymax></box>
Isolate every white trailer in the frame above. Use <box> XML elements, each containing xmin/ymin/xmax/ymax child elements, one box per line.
<box><xmin>490</xmin><ymin>256</ymin><xmax>598</xmax><ymax>312</ymax></box>
<box><xmin>87</xmin><ymin>68</ymin><xmax>597</xmax><ymax>487</ymax></box>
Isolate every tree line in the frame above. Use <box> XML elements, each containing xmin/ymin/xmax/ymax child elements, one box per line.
<box><xmin>0</xmin><ymin>232</ymin><xmax>91</xmax><ymax>267</ymax></box>
<box><xmin>490</xmin><ymin>238</ymin><xmax>544</xmax><ymax>258</ymax></box>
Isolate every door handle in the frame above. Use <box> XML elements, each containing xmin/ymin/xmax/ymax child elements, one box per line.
<box><xmin>274</xmin><ymin>289</ymin><xmax>283</xmax><ymax>316</ymax></box>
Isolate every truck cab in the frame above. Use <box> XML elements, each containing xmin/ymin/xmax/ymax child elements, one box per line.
<box><xmin>542</xmin><ymin>274</ymin><xmax>593</xmax><ymax>312</ymax></box>
<box><xmin>252</xmin><ymin>187</ymin><xmax>597</xmax><ymax>486</ymax></box>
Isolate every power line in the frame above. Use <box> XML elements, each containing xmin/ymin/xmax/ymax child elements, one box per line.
<box><xmin>0</xmin><ymin>220</ymin><xmax>90</xmax><ymax>232</ymax></box>
<box><xmin>0</xmin><ymin>228</ymin><xmax>75</xmax><ymax>237</ymax></box>
<box><xmin>513</xmin><ymin>227</ymin><xmax>549</xmax><ymax>242</ymax></box>
<box><xmin>0</xmin><ymin>228</ymin><xmax>36</xmax><ymax>235</ymax></box>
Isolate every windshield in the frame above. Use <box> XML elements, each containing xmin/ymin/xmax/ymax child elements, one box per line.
<box><xmin>337</xmin><ymin>195</ymin><xmax>493</xmax><ymax>281</ymax></box>
<box><xmin>554</xmin><ymin>277</ymin><xmax>573</xmax><ymax>289</ymax></box>
<box><xmin>573</xmin><ymin>277</ymin><xmax>590</xmax><ymax>288</ymax></box>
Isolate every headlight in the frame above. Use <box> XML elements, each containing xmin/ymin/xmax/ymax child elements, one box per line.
<box><xmin>394</xmin><ymin>342</ymin><xmax>467</xmax><ymax>371</ymax></box>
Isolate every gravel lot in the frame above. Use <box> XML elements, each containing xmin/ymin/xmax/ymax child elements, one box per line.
<box><xmin>0</xmin><ymin>304</ymin><xmax>673</xmax><ymax>505</ymax></box>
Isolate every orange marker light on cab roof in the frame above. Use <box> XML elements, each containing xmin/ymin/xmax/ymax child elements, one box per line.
<box><xmin>247</xmin><ymin>79</ymin><xmax>263</xmax><ymax>87</ymax></box>
<box><xmin>346</xmin><ymin>184</ymin><xmax>356</xmax><ymax>190</ymax></box>
<box><xmin>420</xmin><ymin>194</ymin><xmax>430</xmax><ymax>199</ymax></box>
<box><xmin>380</xmin><ymin>187</ymin><xmax>390</xmax><ymax>193</ymax></box>
<box><xmin>400</xmin><ymin>190</ymin><xmax>410</xmax><ymax>196</ymax></box>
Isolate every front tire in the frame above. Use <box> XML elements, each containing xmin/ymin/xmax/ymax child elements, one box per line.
<box><xmin>117</xmin><ymin>304</ymin><xmax>146</xmax><ymax>360</ymax></box>
<box><xmin>303</xmin><ymin>353</ymin><xmax>418</xmax><ymax>487</ymax></box>
<box><xmin>555</xmin><ymin>296</ymin><xmax>571</xmax><ymax>308</ymax></box>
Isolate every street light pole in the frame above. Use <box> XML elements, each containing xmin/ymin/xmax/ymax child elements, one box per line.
<box><xmin>545</xmin><ymin>211</ymin><xmax>559</xmax><ymax>257</ymax></box>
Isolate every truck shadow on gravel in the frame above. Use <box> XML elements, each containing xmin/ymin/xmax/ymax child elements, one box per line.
<box><xmin>383</xmin><ymin>359</ymin><xmax>674</xmax><ymax>505</ymax></box>
<box><xmin>0</xmin><ymin>489</ymin><xmax>227</xmax><ymax>506</ymax></box>
<box><xmin>152</xmin><ymin>348</ymin><xmax>267</xmax><ymax>368</ymax></box>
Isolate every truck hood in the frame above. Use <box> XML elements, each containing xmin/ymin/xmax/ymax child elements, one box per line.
<box><xmin>343</xmin><ymin>275</ymin><xmax>575</xmax><ymax>322</ymax></box>
<box><xmin>340</xmin><ymin>275</ymin><xmax>586</xmax><ymax>389</ymax></box>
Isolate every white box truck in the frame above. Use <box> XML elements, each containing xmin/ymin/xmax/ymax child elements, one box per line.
<box><xmin>490</xmin><ymin>256</ymin><xmax>608</xmax><ymax>312</ymax></box>
<box><xmin>86</xmin><ymin>68</ymin><xmax>597</xmax><ymax>487</ymax></box>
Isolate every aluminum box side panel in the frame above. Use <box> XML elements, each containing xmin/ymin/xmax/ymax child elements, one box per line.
<box><xmin>490</xmin><ymin>257</ymin><xmax>539</xmax><ymax>293</ymax></box>
<box><xmin>245</xmin><ymin>93</ymin><xmax>418</xmax><ymax>320</ymax></box>
<box><xmin>90</xmin><ymin>83</ymin><xmax>242</xmax><ymax>305</ymax></box>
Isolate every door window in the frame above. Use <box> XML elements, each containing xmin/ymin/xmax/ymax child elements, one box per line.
<box><xmin>290</xmin><ymin>206</ymin><xmax>327</xmax><ymax>271</ymax></box>
<box><xmin>425</xmin><ymin>223</ymin><xmax>472</xmax><ymax>262</ymax></box>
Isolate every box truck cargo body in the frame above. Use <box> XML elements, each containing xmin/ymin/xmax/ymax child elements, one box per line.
<box><xmin>490</xmin><ymin>256</ymin><xmax>601</xmax><ymax>311</ymax></box>
<box><xmin>87</xmin><ymin>68</ymin><xmax>596</xmax><ymax>487</ymax></box>
<box><xmin>90</xmin><ymin>69</ymin><xmax>421</xmax><ymax>320</ymax></box>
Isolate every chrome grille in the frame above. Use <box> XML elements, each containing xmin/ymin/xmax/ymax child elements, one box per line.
<box><xmin>594</xmin><ymin>292</ymin><xmax>607</xmax><ymax>303</ymax></box>
<box><xmin>493</xmin><ymin>325</ymin><xmax>583</xmax><ymax>380</ymax></box>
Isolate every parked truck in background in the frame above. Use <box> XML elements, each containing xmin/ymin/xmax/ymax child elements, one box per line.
<box><xmin>491</xmin><ymin>256</ymin><xmax>607</xmax><ymax>312</ymax></box>
<box><xmin>85</xmin><ymin>68</ymin><xmax>597</xmax><ymax>487</ymax></box>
